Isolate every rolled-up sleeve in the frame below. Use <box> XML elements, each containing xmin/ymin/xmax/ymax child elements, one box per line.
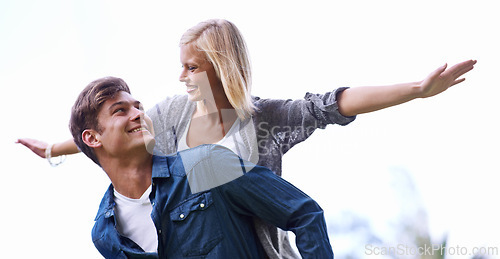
<box><xmin>304</xmin><ymin>87</ymin><xmax>356</xmax><ymax>127</ymax></box>
<box><xmin>254</xmin><ymin>87</ymin><xmax>356</xmax><ymax>158</ymax></box>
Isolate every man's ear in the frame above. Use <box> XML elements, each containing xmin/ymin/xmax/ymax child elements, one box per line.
<box><xmin>82</xmin><ymin>129</ymin><xmax>102</xmax><ymax>148</ymax></box>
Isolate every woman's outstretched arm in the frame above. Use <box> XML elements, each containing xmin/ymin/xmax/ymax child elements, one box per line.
<box><xmin>16</xmin><ymin>138</ymin><xmax>80</xmax><ymax>158</ymax></box>
<box><xmin>337</xmin><ymin>59</ymin><xmax>477</xmax><ymax>117</ymax></box>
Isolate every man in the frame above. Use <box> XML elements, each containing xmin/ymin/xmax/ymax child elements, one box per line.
<box><xmin>69</xmin><ymin>76</ymin><xmax>333</xmax><ymax>258</ymax></box>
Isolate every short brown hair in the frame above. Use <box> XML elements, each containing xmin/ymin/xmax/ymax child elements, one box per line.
<box><xmin>69</xmin><ymin>76</ymin><xmax>131</xmax><ymax>166</ymax></box>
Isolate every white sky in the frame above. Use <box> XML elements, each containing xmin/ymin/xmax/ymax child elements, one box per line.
<box><xmin>2</xmin><ymin>0</ymin><xmax>499</xmax><ymax>258</ymax></box>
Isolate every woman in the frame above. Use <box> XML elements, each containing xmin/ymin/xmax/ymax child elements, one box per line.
<box><xmin>17</xmin><ymin>19</ymin><xmax>476</xmax><ymax>258</ymax></box>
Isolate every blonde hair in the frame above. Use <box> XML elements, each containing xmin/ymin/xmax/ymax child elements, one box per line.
<box><xmin>180</xmin><ymin>19</ymin><xmax>255</xmax><ymax>119</ymax></box>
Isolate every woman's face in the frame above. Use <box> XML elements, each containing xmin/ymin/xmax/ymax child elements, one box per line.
<box><xmin>179</xmin><ymin>43</ymin><xmax>224</xmax><ymax>102</ymax></box>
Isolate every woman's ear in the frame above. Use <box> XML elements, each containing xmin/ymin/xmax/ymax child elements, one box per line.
<box><xmin>82</xmin><ymin>129</ymin><xmax>102</xmax><ymax>148</ymax></box>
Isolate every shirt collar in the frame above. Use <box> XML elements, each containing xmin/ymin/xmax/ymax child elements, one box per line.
<box><xmin>94</xmin><ymin>155</ymin><xmax>172</xmax><ymax>221</ymax></box>
<box><xmin>152</xmin><ymin>155</ymin><xmax>171</xmax><ymax>179</ymax></box>
<box><xmin>94</xmin><ymin>184</ymin><xmax>116</xmax><ymax>221</ymax></box>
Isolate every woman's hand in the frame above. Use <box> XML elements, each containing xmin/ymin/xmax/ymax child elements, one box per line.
<box><xmin>417</xmin><ymin>59</ymin><xmax>477</xmax><ymax>99</ymax></box>
<box><xmin>16</xmin><ymin>138</ymin><xmax>80</xmax><ymax>158</ymax></box>
<box><xmin>16</xmin><ymin>138</ymin><xmax>49</xmax><ymax>158</ymax></box>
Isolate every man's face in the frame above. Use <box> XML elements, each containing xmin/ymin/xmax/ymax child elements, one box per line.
<box><xmin>94</xmin><ymin>91</ymin><xmax>155</xmax><ymax>156</ymax></box>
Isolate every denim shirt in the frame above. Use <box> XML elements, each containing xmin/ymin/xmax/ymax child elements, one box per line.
<box><xmin>148</xmin><ymin>89</ymin><xmax>353</xmax><ymax>259</ymax></box>
<box><xmin>92</xmin><ymin>144</ymin><xmax>333</xmax><ymax>258</ymax></box>
<box><xmin>92</xmin><ymin>185</ymin><xmax>159</xmax><ymax>259</ymax></box>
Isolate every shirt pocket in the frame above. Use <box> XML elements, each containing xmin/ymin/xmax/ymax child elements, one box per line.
<box><xmin>170</xmin><ymin>192</ymin><xmax>223</xmax><ymax>256</ymax></box>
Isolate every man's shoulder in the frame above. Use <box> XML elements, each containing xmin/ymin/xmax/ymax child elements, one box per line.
<box><xmin>152</xmin><ymin>145</ymin><xmax>225</xmax><ymax>178</ymax></box>
<box><xmin>177</xmin><ymin>145</ymin><xmax>247</xmax><ymax>194</ymax></box>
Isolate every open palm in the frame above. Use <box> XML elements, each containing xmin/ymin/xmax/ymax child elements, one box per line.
<box><xmin>419</xmin><ymin>59</ymin><xmax>476</xmax><ymax>98</ymax></box>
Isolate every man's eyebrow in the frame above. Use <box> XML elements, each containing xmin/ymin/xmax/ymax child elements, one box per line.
<box><xmin>108</xmin><ymin>101</ymin><xmax>126</xmax><ymax>112</ymax></box>
<box><xmin>108</xmin><ymin>100</ymin><xmax>142</xmax><ymax>112</ymax></box>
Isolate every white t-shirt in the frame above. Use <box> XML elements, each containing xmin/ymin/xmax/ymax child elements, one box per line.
<box><xmin>177</xmin><ymin>118</ymin><xmax>251</xmax><ymax>161</ymax></box>
<box><xmin>114</xmin><ymin>186</ymin><xmax>158</xmax><ymax>252</ymax></box>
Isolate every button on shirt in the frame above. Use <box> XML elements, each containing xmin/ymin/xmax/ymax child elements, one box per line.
<box><xmin>92</xmin><ymin>144</ymin><xmax>333</xmax><ymax>258</ymax></box>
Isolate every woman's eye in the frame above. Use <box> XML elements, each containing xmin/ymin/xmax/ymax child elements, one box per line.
<box><xmin>188</xmin><ymin>66</ymin><xmax>196</xmax><ymax>71</ymax></box>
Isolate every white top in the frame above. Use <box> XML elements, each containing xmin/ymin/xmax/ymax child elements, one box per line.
<box><xmin>177</xmin><ymin>118</ymin><xmax>251</xmax><ymax>161</ymax></box>
<box><xmin>114</xmin><ymin>185</ymin><xmax>158</xmax><ymax>253</ymax></box>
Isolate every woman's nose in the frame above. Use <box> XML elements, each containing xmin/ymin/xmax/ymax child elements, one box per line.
<box><xmin>179</xmin><ymin>69</ymin><xmax>187</xmax><ymax>82</ymax></box>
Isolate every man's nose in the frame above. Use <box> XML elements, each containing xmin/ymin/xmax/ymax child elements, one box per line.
<box><xmin>130</xmin><ymin>107</ymin><xmax>143</xmax><ymax>121</ymax></box>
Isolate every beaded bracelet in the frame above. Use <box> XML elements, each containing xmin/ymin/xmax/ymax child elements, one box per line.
<box><xmin>45</xmin><ymin>143</ymin><xmax>67</xmax><ymax>167</ymax></box>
